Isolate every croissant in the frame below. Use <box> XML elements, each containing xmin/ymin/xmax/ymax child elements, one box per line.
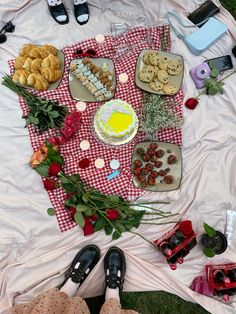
<box><xmin>41</xmin><ymin>68</ymin><xmax>62</xmax><ymax>82</ymax></box>
<box><xmin>19</xmin><ymin>44</ymin><xmax>36</xmax><ymax>57</ymax></box>
<box><xmin>14</xmin><ymin>56</ymin><xmax>27</xmax><ymax>69</ymax></box>
<box><xmin>41</xmin><ymin>54</ymin><xmax>60</xmax><ymax>69</ymax></box>
<box><xmin>22</xmin><ymin>57</ymin><xmax>33</xmax><ymax>71</ymax></box>
<box><xmin>27</xmin><ymin>73</ymin><xmax>49</xmax><ymax>90</ymax></box>
<box><xmin>29</xmin><ymin>47</ymin><xmax>42</xmax><ymax>59</ymax></box>
<box><xmin>41</xmin><ymin>44</ymin><xmax>57</xmax><ymax>56</ymax></box>
<box><xmin>31</xmin><ymin>58</ymin><xmax>42</xmax><ymax>72</ymax></box>
<box><xmin>13</xmin><ymin>69</ymin><xmax>30</xmax><ymax>86</ymax></box>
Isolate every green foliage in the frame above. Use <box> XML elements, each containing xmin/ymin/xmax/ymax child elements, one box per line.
<box><xmin>47</xmin><ymin>208</ymin><xmax>55</xmax><ymax>216</ymax></box>
<box><xmin>203</xmin><ymin>247</ymin><xmax>216</xmax><ymax>258</ymax></box>
<box><xmin>203</xmin><ymin>223</ymin><xmax>216</xmax><ymax>237</ymax></box>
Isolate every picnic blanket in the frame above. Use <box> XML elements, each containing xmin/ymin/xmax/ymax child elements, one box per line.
<box><xmin>0</xmin><ymin>0</ymin><xmax>236</xmax><ymax>313</ymax></box>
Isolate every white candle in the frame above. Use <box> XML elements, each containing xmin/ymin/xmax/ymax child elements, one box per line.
<box><xmin>95</xmin><ymin>158</ymin><xmax>105</xmax><ymax>169</ymax></box>
<box><xmin>119</xmin><ymin>73</ymin><xmax>128</xmax><ymax>84</ymax></box>
<box><xmin>80</xmin><ymin>140</ymin><xmax>90</xmax><ymax>151</ymax></box>
<box><xmin>95</xmin><ymin>34</ymin><xmax>105</xmax><ymax>45</ymax></box>
<box><xmin>76</xmin><ymin>101</ymin><xmax>87</xmax><ymax>112</ymax></box>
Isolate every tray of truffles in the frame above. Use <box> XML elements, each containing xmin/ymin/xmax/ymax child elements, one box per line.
<box><xmin>135</xmin><ymin>49</ymin><xmax>184</xmax><ymax>96</ymax></box>
<box><xmin>132</xmin><ymin>141</ymin><xmax>182</xmax><ymax>191</ymax></box>
<box><xmin>13</xmin><ymin>44</ymin><xmax>64</xmax><ymax>91</ymax></box>
<box><xmin>69</xmin><ymin>58</ymin><xmax>116</xmax><ymax>102</ymax></box>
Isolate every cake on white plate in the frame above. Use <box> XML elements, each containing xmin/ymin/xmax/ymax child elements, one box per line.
<box><xmin>94</xmin><ymin>99</ymin><xmax>138</xmax><ymax>142</ymax></box>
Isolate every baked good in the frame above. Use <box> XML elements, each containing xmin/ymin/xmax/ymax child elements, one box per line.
<box><xmin>153</xmin><ymin>66</ymin><xmax>160</xmax><ymax>77</ymax></box>
<box><xmin>41</xmin><ymin>54</ymin><xmax>60</xmax><ymax>69</ymax></box>
<box><xmin>13</xmin><ymin>69</ymin><xmax>30</xmax><ymax>86</ymax></box>
<box><xmin>166</xmin><ymin>59</ymin><xmax>183</xmax><ymax>75</ymax></box>
<box><xmin>142</xmin><ymin>52</ymin><xmax>151</xmax><ymax>64</ymax></box>
<box><xmin>157</xmin><ymin>56</ymin><xmax>169</xmax><ymax>70</ymax></box>
<box><xmin>41</xmin><ymin>44</ymin><xmax>57</xmax><ymax>56</ymax></box>
<box><xmin>138</xmin><ymin>65</ymin><xmax>155</xmax><ymax>83</ymax></box>
<box><xmin>41</xmin><ymin>68</ymin><xmax>62</xmax><ymax>82</ymax></box>
<box><xmin>23</xmin><ymin>57</ymin><xmax>33</xmax><ymax>71</ymax></box>
<box><xmin>14</xmin><ymin>56</ymin><xmax>27</xmax><ymax>69</ymax></box>
<box><xmin>19</xmin><ymin>44</ymin><xmax>36</xmax><ymax>56</ymax></box>
<box><xmin>31</xmin><ymin>58</ymin><xmax>42</xmax><ymax>72</ymax></box>
<box><xmin>29</xmin><ymin>47</ymin><xmax>42</xmax><ymax>59</ymax></box>
<box><xmin>149</xmin><ymin>79</ymin><xmax>163</xmax><ymax>92</ymax></box>
<box><xmin>157</xmin><ymin>70</ymin><xmax>169</xmax><ymax>84</ymax></box>
<box><xmin>149</xmin><ymin>52</ymin><xmax>160</xmax><ymax>66</ymax></box>
<box><xmin>95</xmin><ymin>99</ymin><xmax>138</xmax><ymax>140</ymax></box>
<box><xmin>27</xmin><ymin>73</ymin><xmax>49</xmax><ymax>90</ymax></box>
<box><xmin>163</xmin><ymin>83</ymin><xmax>178</xmax><ymax>95</ymax></box>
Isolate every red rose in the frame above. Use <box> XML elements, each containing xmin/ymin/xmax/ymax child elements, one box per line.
<box><xmin>43</xmin><ymin>178</ymin><xmax>57</xmax><ymax>191</ymax></box>
<box><xmin>48</xmin><ymin>162</ymin><xmax>62</xmax><ymax>176</ymax></box>
<box><xmin>69</xmin><ymin>207</ymin><xmax>76</xmax><ymax>220</ymax></box>
<box><xmin>178</xmin><ymin>220</ymin><xmax>193</xmax><ymax>236</ymax></box>
<box><xmin>90</xmin><ymin>214</ymin><xmax>98</xmax><ymax>222</ymax></box>
<box><xmin>64</xmin><ymin>116</ymin><xmax>76</xmax><ymax>128</ymax></box>
<box><xmin>78</xmin><ymin>158</ymin><xmax>91</xmax><ymax>169</ymax></box>
<box><xmin>185</xmin><ymin>98</ymin><xmax>199</xmax><ymax>110</ymax></box>
<box><xmin>106</xmin><ymin>209</ymin><xmax>119</xmax><ymax>220</ymax></box>
<box><xmin>83</xmin><ymin>223</ymin><xmax>95</xmax><ymax>236</ymax></box>
<box><xmin>84</xmin><ymin>217</ymin><xmax>91</xmax><ymax>225</ymax></box>
<box><xmin>61</xmin><ymin>127</ymin><xmax>75</xmax><ymax>139</ymax></box>
<box><xmin>72</xmin><ymin>112</ymin><xmax>82</xmax><ymax>122</ymax></box>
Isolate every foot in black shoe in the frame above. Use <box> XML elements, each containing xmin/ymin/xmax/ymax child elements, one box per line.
<box><xmin>74</xmin><ymin>0</ymin><xmax>90</xmax><ymax>25</ymax></box>
<box><xmin>104</xmin><ymin>247</ymin><xmax>126</xmax><ymax>292</ymax></box>
<box><xmin>62</xmin><ymin>244</ymin><xmax>100</xmax><ymax>287</ymax></box>
<box><xmin>47</xmin><ymin>0</ymin><xmax>69</xmax><ymax>25</ymax></box>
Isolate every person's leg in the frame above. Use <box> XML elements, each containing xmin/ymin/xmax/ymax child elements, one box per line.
<box><xmin>60</xmin><ymin>244</ymin><xmax>100</xmax><ymax>296</ymax></box>
<box><xmin>74</xmin><ymin>0</ymin><xmax>90</xmax><ymax>25</ymax></box>
<box><xmin>47</xmin><ymin>0</ymin><xmax>69</xmax><ymax>25</ymax></box>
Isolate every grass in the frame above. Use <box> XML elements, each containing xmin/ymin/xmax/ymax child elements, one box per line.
<box><xmin>85</xmin><ymin>1</ymin><xmax>234</xmax><ymax>313</ymax></box>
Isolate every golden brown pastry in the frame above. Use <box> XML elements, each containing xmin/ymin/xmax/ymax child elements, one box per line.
<box><xmin>41</xmin><ymin>44</ymin><xmax>57</xmax><ymax>56</ymax></box>
<box><xmin>29</xmin><ymin>47</ymin><xmax>42</xmax><ymax>59</ymax></box>
<box><xmin>27</xmin><ymin>73</ymin><xmax>49</xmax><ymax>90</ymax></box>
<box><xmin>41</xmin><ymin>68</ymin><xmax>62</xmax><ymax>82</ymax></box>
<box><xmin>13</xmin><ymin>69</ymin><xmax>31</xmax><ymax>86</ymax></box>
<box><xmin>14</xmin><ymin>56</ymin><xmax>27</xmax><ymax>69</ymax></box>
<box><xmin>41</xmin><ymin>54</ymin><xmax>60</xmax><ymax>69</ymax></box>
<box><xmin>31</xmin><ymin>58</ymin><xmax>42</xmax><ymax>72</ymax></box>
<box><xmin>19</xmin><ymin>44</ymin><xmax>36</xmax><ymax>57</ymax></box>
<box><xmin>23</xmin><ymin>57</ymin><xmax>33</xmax><ymax>71</ymax></box>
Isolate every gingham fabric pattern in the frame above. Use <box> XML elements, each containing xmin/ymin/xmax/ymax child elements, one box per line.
<box><xmin>9</xmin><ymin>25</ymin><xmax>183</xmax><ymax>232</ymax></box>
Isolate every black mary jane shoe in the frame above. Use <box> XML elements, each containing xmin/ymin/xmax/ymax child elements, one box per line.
<box><xmin>48</xmin><ymin>3</ymin><xmax>69</xmax><ymax>25</ymax></box>
<box><xmin>104</xmin><ymin>247</ymin><xmax>126</xmax><ymax>292</ymax></box>
<box><xmin>74</xmin><ymin>2</ymin><xmax>90</xmax><ymax>25</ymax></box>
<box><xmin>61</xmin><ymin>244</ymin><xmax>100</xmax><ymax>287</ymax></box>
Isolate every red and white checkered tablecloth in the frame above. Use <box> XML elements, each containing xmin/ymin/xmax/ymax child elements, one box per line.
<box><xmin>9</xmin><ymin>25</ymin><xmax>183</xmax><ymax>232</ymax></box>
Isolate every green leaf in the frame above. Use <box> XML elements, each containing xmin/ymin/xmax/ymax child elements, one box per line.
<box><xmin>124</xmin><ymin>224</ymin><xmax>133</xmax><ymax>231</ymax></box>
<box><xmin>210</xmin><ymin>68</ymin><xmax>219</xmax><ymax>78</ymax></box>
<box><xmin>47</xmin><ymin>208</ymin><xmax>55</xmax><ymax>216</ymax></box>
<box><xmin>105</xmin><ymin>225</ymin><xmax>113</xmax><ymax>235</ymax></box>
<box><xmin>115</xmin><ymin>222</ymin><xmax>127</xmax><ymax>233</ymax></box>
<box><xmin>207</xmin><ymin>86</ymin><xmax>219</xmax><ymax>95</ymax></box>
<box><xmin>34</xmin><ymin>164</ymin><xmax>49</xmax><ymax>177</ymax></box>
<box><xmin>119</xmin><ymin>211</ymin><xmax>127</xmax><ymax>219</ymax></box>
<box><xmin>204</xmin><ymin>223</ymin><xmax>216</xmax><ymax>237</ymax></box>
<box><xmin>65</xmin><ymin>198</ymin><xmax>76</xmax><ymax>208</ymax></box>
<box><xmin>59</xmin><ymin>175</ymin><xmax>70</xmax><ymax>184</ymax></box>
<box><xmin>74</xmin><ymin>212</ymin><xmax>85</xmax><ymax>227</ymax></box>
<box><xmin>76</xmin><ymin>204</ymin><xmax>90</xmax><ymax>212</ymax></box>
<box><xmin>84</xmin><ymin>208</ymin><xmax>96</xmax><ymax>216</ymax></box>
<box><xmin>108</xmin><ymin>195</ymin><xmax>120</xmax><ymax>203</ymax></box>
<box><xmin>50</xmin><ymin>111</ymin><xmax>60</xmax><ymax>118</ymax></box>
<box><xmin>94</xmin><ymin>216</ymin><xmax>107</xmax><ymax>231</ymax></box>
<box><xmin>61</xmin><ymin>183</ymin><xmax>77</xmax><ymax>194</ymax></box>
<box><xmin>82</xmin><ymin>194</ymin><xmax>89</xmax><ymax>203</ymax></box>
<box><xmin>112</xmin><ymin>230</ymin><xmax>121</xmax><ymax>240</ymax></box>
<box><xmin>203</xmin><ymin>247</ymin><xmax>215</xmax><ymax>258</ymax></box>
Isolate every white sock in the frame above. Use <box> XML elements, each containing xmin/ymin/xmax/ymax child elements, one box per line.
<box><xmin>60</xmin><ymin>278</ymin><xmax>80</xmax><ymax>297</ymax></box>
<box><xmin>74</xmin><ymin>0</ymin><xmax>89</xmax><ymax>23</ymax></box>
<box><xmin>47</xmin><ymin>0</ymin><xmax>67</xmax><ymax>22</ymax></box>
<box><xmin>105</xmin><ymin>269</ymin><xmax>121</xmax><ymax>301</ymax></box>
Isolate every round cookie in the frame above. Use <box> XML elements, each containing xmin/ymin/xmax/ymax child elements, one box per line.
<box><xmin>157</xmin><ymin>56</ymin><xmax>169</xmax><ymax>70</ymax></box>
<box><xmin>138</xmin><ymin>65</ymin><xmax>155</xmax><ymax>83</ymax></box>
<box><xmin>142</xmin><ymin>52</ymin><xmax>151</xmax><ymax>64</ymax></box>
<box><xmin>157</xmin><ymin>70</ymin><xmax>169</xmax><ymax>84</ymax></box>
<box><xmin>163</xmin><ymin>83</ymin><xmax>178</xmax><ymax>95</ymax></box>
<box><xmin>148</xmin><ymin>51</ymin><xmax>160</xmax><ymax>66</ymax></box>
<box><xmin>149</xmin><ymin>79</ymin><xmax>163</xmax><ymax>92</ymax></box>
<box><xmin>167</xmin><ymin>59</ymin><xmax>183</xmax><ymax>76</ymax></box>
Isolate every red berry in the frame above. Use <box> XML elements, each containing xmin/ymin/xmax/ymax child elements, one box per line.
<box><xmin>185</xmin><ymin>97</ymin><xmax>198</xmax><ymax>110</ymax></box>
<box><xmin>164</xmin><ymin>175</ymin><xmax>174</xmax><ymax>184</ymax></box>
<box><xmin>150</xmin><ymin>170</ymin><xmax>158</xmax><ymax>178</ymax></box>
<box><xmin>48</xmin><ymin>162</ymin><xmax>62</xmax><ymax>177</ymax></box>
<box><xmin>150</xmin><ymin>143</ymin><xmax>158</xmax><ymax>150</ymax></box>
<box><xmin>156</xmin><ymin>149</ymin><xmax>165</xmax><ymax>158</ymax></box>
<box><xmin>140</xmin><ymin>168</ymin><xmax>148</xmax><ymax>176</ymax></box>
<box><xmin>141</xmin><ymin>181</ymin><xmax>147</xmax><ymax>188</ymax></box>
<box><xmin>143</xmin><ymin>154</ymin><xmax>150</xmax><ymax>162</ymax></box>
<box><xmin>159</xmin><ymin>170</ymin><xmax>167</xmax><ymax>177</ymax></box>
<box><xmin>147</xmin><ymin>149</ymin><xmax>155</xmax><ymax>157</ymax></box>
<box><xmin>148</xmin><ymin>176</ymin><xmax>156</xmax><ymax>186</ymax></box>
<box><xmin>151</xmin><ymin>155</ymin><xmax>158</xmax><ymax>162</ymax></box>
<box><xmin>137</xmin><ymin>175</ymin><xmax>146</xmax><ymax>183</ymax></box>
<box><xmin>133</xmin><ymin>168</ymin><xmax>141</xmax><ymax>176</ymax></box>
<box><xmin>155</xmin><ymin>161</ymin><xmax>162</xmax><ymax>168</ymax></box>
<box><xmin>167</xmin><ymin>155</ymin><xmax>177</xmax><ymax>165</ymax></box>
<box><xmin>133</xmin><ymin>159</ymin><xmax>143</xmax><ymax>168</ymax></box>
<box><xmin>145</xmin><ymin>163</ymin><xmax>154</xmax><ymax>172</ymax></box>
<box><xmin>137</xmin><ymin>147</ymin><xmax>145</xmax><ymax>156</ymax></box>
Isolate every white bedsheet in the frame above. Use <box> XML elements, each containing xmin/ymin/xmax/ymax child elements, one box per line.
<box><xmin>0</xmin><ymin>0</ymin><xmax>236</xmax><ymax>313</ymax></box>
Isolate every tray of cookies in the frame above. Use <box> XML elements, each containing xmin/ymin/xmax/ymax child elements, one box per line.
<box><xmin>12</xmin><ymin>44</ymin><xmax>64</xmax><ymax>91</ymax></box>
<box><xmin>69</xmin><ymin>57</ymin><xmax>116</xmax><ymax>102</ymax></box>
<box><xmin>135</xmin><ymin>49</ymin><xmax>184</xmax><ymax>96</ymax></box>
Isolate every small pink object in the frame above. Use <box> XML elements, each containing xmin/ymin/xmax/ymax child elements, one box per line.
<box><xmin>169</xmin><ymin>264</ymin><xmax>177</xmax><ymax>270</ymax></box>
<box><xmin>177</xmin><ymin>257</ymin><xmax>184</xmax><ymax>264</ymax></box>
<box><xmin>222</xmin><ymin>294</ymin><xmax>229</xmax><ymax>301</ymax></box>
<box><xmin>190</xmin><ymin>276</ymin><xmax>213</xmax><ymax>297</ymax></box>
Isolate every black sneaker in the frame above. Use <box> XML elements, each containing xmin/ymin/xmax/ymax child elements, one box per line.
<box><xmin>104</xmin><ymin>247</ymin><xmax>126</xmax><ymax>292</ymax></box>
<box><xmin>48</xmin><ymin>3</ymin><xmax>69</xmax><ymax>25</ymax></box>
<box><xmin>61</xmin><ymin>244</ymin><xmax>100</xmax><ymax>287</ymax></box>
<box><xmin>74</xmin><ymin>2</ymin><xmax>90</xmax><ymax>25</ymax></box>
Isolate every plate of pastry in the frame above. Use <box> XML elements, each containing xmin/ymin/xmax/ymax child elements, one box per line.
<box><xmin>131</xmin><ymin>141</ymin><xmax>182</xmax><ymax>191</ymax></box>
<box><xmin>69</xmin><ymin>58</ymin><xmax>116</xmax><ymax>102</ymax></box>
<box><xmin>135</xmin><ymin>49</ymin><xmax>184</xmax><ymax>96</ymax></box>
<box><xmin>12</xmin><ymin>44</ymin><xmax>64</xmax><ymax>91</ymax></box>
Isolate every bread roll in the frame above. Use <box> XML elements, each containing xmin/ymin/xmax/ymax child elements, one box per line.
<box><xmin>13</xmin><ymin>69</ymin><xmax>30</xmax><ymax>86</ymax></box>
<box><xmin>19</xmin><ymin>44</ymin><xmax>36</xmax><ymax>57</ymax></box>
<box><xmin>41</xmin><ymin>54</ymin><xmax>60</xmax><ymax>69</ymax></box>
<box><xmin>41</xmin><ymin>68</ymin><xmax>62</xmax><ymax>82</ymax></box>
<box><xmin>23</xmin><ymin>57</ymin><xmax>33</xmax><ymax>71</ymax></box>
<box><xmin>41</xmin><ymin>44</ymin><xmax>57</xmax><ymax>56</ymax></box>
<box><xmin>14</xmin><ymin>56</ymin><xmax>27</xmax><ymax>69</ymax></box>
<box><xmin>29</xmin><ymin>47</ymin><xmax>42</xmax><ymax>59</ymax></box>
<box><xmin>27</xmin><ymin>73</ymin><xmax>49</xmax><ymax>90</ymax></box>
<box><xmin>31</xmin><ymin>58</ymin><xmax>42</xmax><ymax>72</ymax></box>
